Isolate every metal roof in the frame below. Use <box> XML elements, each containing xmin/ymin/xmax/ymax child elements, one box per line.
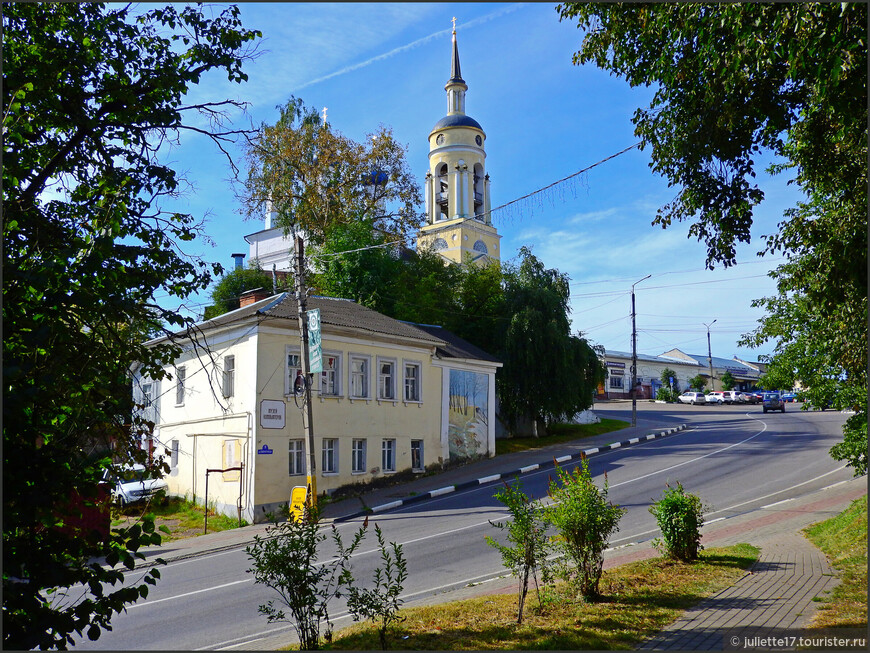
<box><xmin>409</xmin><ymin>323</ymin><xmax>501</xmax><ymax>364</ymax></box>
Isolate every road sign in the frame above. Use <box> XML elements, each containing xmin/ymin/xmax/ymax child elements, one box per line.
<box><xmin>307</xmin><ymin>308</ymin><xmax>322</xmax><ymax>373</ymax></box>
<box><xmin>289</xmin><ymin>486</ymin><xmax>309</xmax><ymax>522</ymax></box>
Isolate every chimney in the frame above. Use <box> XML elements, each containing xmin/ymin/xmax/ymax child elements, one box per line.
<box><xmin>239</xmin><ymin>287</ymin><xmax>270</xmax><ymax>307</ymax></box>
<box><xmin>231</xmin><ymin>253</ymin><xmax>246</xmax><ymax>270</ymax></box>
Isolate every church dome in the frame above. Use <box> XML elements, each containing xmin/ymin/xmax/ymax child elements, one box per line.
<box><xmin>431</xmin><ymin>113</ymin><xmax>483</xmax><ymax>132</ymax></box>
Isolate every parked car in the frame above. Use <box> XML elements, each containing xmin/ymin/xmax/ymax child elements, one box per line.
<box><xmin>106</xmin><ymin>464</ymin><xmax>168</xmax><ymax>506</ymax></box>
<box><xmin>782</xmin><ymin>392</ymin><xmax>797</xmax><ymax>402</ymax></box>
<box><xmin>738</xmin><ymin>392</ymin><xmax>759</xmax><ymax>404</ymax></box>
<box><xmin>746</xmin><ymin>391</ymin><xmax>765</xmax><ymax>403</ymax></box>
<box><xmin>762</xmin><ymin>392</ymin><xmax>786</xmax><ymax>413</ymax></box>
<box><xmin>715</xmin><ymin>390</ymin><xmax>742</xmax><ymax>404</ymax></box>
<box><xmin>705</xmin><ymin>392</ymin><xmax>725</xmax><ymax>404</ymax></box>
<box><xmin>679</xmin><ymin>391</ymin><xmax>707</xmax><ymax>405</ymax></box>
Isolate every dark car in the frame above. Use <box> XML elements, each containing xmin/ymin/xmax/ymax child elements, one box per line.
<box><xmin>762</xmin><ymin>392</ymin><xmax>785</xmax><ymax>413</ymax></box>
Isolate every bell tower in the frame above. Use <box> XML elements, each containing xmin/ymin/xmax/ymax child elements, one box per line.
<box><xmin>417</xmin><ymin>20</ymin><xmax>501</xmax><ymax>265</ymax></box>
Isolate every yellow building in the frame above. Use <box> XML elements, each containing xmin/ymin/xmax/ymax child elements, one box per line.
<box><xmin>417</xmin><ymin>25</ymin><xmax>501</xmax><ymax>265</ymax></box>
<box><xmin>136</xmin><ymin>293</ymin><xmax>500</xmax><ymax>522</ymax></box>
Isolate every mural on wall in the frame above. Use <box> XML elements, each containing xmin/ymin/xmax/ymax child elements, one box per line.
<box><xmin>448</xmin><ymin>369</ymin><xmax>488</xmax><ymax>461</ymax></box>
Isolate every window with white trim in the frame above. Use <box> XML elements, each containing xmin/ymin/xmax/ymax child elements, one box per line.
<box><xmin>351</xmin><ymin>439</ymin><xmax>366</xmax><ymax>474</ymax></box>
<box><xmin>609</xmin><ymin>375</ymin><xmax>624</xmax><ymax>389</ymax></box>
<box><xmin>222</xmin><ymin>355</ymin><xmax>235</xmax><ymax>398</ymax></box>
<box><xmin>349</xmin><ymin>355</ymin><xmax>369</xmax><ymax>399</ymax></box>
<box><xmin>411</xmin><ymin>439</ymin><xmax>424</xmax><ymax>472</ymax></box>
<box><xmin>289</xmin><ymin>439</ymin><xmax>305</xmax><ymax>476</ymax></box>
<box><xmin>382</xmin><ymin>439</ymin><xmax>396</xmax><ymax>473</ymax></box>
<box><xmin>322</xmin><ymin>438</ymin><xmax>337</xmax><ymax>474</ymax></box>
<box><xmin>175</xmin><ymin>366</ymin><xmax>186</xmax><ymax>405</ymax></box>
<box><xmin>404</xmin><ymin>362</ymin><xmax>421</xmax><ymax>402</ymax></box>
<box><xmin>320</xmin><ymin>354</ymin><xmax>340</xmax><ymax>396</ymax></box>
<box><xmin>169</xmin><ymin>439</ymin><xmax>179</xmax><ymax>469</ymax></box>
<box><xmin>378</xmin><ymin>359</ymin><xmax>396</xmax><ymax>400</ymax></box>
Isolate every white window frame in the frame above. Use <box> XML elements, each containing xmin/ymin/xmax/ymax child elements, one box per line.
<box><xmin>411</xmin><ymin>439</ymin><xmax>424</xmax><ymax>472</ymax></box>
<box><xmin>377</xmin><ymin>358</ymin><xmax>397</xmax><ymax>401</ymax></box>
<box><xmin>286</xmin><ymin>347</ymin><xmax>303</xmax><ymax>396</ymax></box>
<box><xmin>321</xmin><ymin>438</ymin><xmax>338</xmax><ymax>474</ymax></box>
<box><xmin>403</xmin><ymin>360</ymin><xmax>422</xmax><ymax>402</ymax></box>
<box><xmin>175</xmin><ymin>366</ymin><xmax>186</xmax><ymax>406</ymax></box>
<box><xmin>222</xmin><ymin>355</ymin><xmax>235</xmax><ymax>398</ymax></box>
<box><xmin>169</xmin><ymin>439</ymin><xmax>179</xmax><ymax>469</ymax></box>
<box><xmin>289</xmin><ymin>439</ymin><xmax>305</xmax><ymax>476</ymax></box>
<box><xmin>320</xmin><ymin>352</ymin><xmax>341</xmax><ymax>397</ymax></box>
<box><xmin>348</xmin><ymin>354</ymin><xmax>371</xmax><ymax>399</ymax></box>
<box><xmin>609</xmin><ymin>375</ymin><xmax>624</xmax><ymax>389</ymax></box>
<box><xmin>351</xmin><ymin>438</ymin><xmax>367</xmax><ymax>474</ymax></box>
<box><xmin>382</xmin><ymin>438</ymin><xmax>396</xmax><ymax>473</ymax></box>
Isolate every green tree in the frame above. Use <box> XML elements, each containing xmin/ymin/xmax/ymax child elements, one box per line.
<box><xmin>2</xmin><ymin>3</ymin><xmax>260</xmax><ymax>648</ymax></box>
<box><xmin>544</xmin><ymin>459</ymin><xmax>625</xmax><ymax>600</ymax></box>
<box><xmin>720</xmin><ymin>371</ymin><xmax>736</xmax><ymax>391</ymax></box>
<box><xmin>688</xmin><ymin>375</ymin><xmax>707</xmax><ymax>392</ymax></box>
<box><xmin>241</xmin><ymin>96</ymin><xmax>423</xmax><ymax>246</ymax></box>
<box><xmin>558</xmin><ymin>2</ymin><xmax>866</xmax><ymax>473</ymax></box>
<box><xmin>485</xmin><ymin>479</ymin><xmax>551</xmax><ymax>624</ymax></box>
<box><xmin>203</xmin><ymin>264</ymin><xmax>289</xmax><ymax>320</ymax></box>
<box><xmin>659</xmin><ymin>367</ymin><xmax>676</xmax><ymax>390</ymax></box>
<box><xmin>498</xmin><ymin>248</ymin><xmax>605</xmax><ymax>433</ymax></box>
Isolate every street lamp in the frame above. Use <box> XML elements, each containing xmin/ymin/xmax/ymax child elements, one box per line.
<box><xmin>704</xmin><ymin>319</ymin><xmax>717</xmax><ymax>391</ymax></box>
<box><xmin>631</xmin><ymin>274</ymin><xmax>651</xmax><ymax>427</ymax></box>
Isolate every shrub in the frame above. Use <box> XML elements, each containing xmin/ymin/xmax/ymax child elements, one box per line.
<box><xmin>544</xmin><ymin>458</ymin><xmax>625</xmax><ymax>600</ymax></box>
<box><xmin>344</xmin><ymin>523</ymin><xmax>408</xmax><ymax>650</ymax></box>
<box><xmin>485</xmin><ymin>478</ymin><xmax>551</xmax><ymax>623</ymax></box>
<box><xmin>649</xmin><ymin>482</ymin><xmax>707</xmax><ymax>561</ymax></box>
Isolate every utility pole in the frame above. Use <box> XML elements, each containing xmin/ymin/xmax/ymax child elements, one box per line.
<box><xmin>704</xmin><ymin>319</ymin><xmax>717</xmax><ymax>392</ymax></box>
<box><xmin>294</xmin><ymin>234</ymin><xmax>317</xmax><ymax>509</ymax></box>
<box><xmin>631</xmin><ymin>275</ymin><xmax>651</xmax><ymax>427</ymax></box>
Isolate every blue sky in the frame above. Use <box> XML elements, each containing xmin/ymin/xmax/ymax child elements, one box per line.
<box><xmin>159</xmin><ymin>2</ymin><xmax>799</xmax><ymax>363</ymax></box>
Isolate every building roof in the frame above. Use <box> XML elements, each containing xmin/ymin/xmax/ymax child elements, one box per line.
<box><xmin>660</xmin><ymin>349</ymin><xmax>761</xmax><ymax>377</ymax></box>
<box><xmin>409</xmin><ymin>323</ymin><xmax>501</xmax><ymax>364</ymax></box>
<box><xmin>150</xmin><ymin>294</ymin><xmax>446</xmax><ymax>348</ymax></box>
<box><xmin>431</xmin><ymin>113</ymin><xmax>483</xmax><ymax>132</ymax></box>
<box><xmin>603</xmin><ymin>349</ymin><xmax>702</xmax><ymax>367</ymax></box>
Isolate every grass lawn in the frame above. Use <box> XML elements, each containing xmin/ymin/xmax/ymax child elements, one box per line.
<box><xmin>112</xmin><ymin>495</ymin><xmax>247</xmax><ymax>541</ymax></box>
<box><xmin>495</xmin><ymin>419</ymin><xmax>630</xmax><ymax>456</ymax></box>
<box><xmin>803</xmin><ymin>495</ymin><xmax>868</xmax><ymax>629</ymax></box>
<box><xmin>323</xmin><ymin>544</ymin><xmax>758</xmax><ymax>651</ymax></box>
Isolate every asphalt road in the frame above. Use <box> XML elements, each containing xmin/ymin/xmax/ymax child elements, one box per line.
<box><xmin>74</xmin><ymin>403</ymin><xmax>855</xmax><ymax>650</ymax></box>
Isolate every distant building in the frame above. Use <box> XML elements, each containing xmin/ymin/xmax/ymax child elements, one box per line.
<box><xmin>598</xmin><ymin>349</ymin><xmax>702</xmax><ymax>399</ymax></box>
<box><xmin>659</xmin><ymin>349</ymin><xmax>762</xmax><ymax>391</ymax></box>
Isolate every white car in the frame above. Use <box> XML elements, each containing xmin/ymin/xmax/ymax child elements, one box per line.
<box><xmin>679</xmin><ymin>391</ymin><xmax>707</xmax><ymax>405</ymax></box>
<box><xmin>107</xmin><ymin>464</ymin><xmax>168</xmax><ymax>506</ymax></box>
<box><xmin>705</xmin><ymin>393</ymin><xmax>725</xmax><ymax>405</ymax></box>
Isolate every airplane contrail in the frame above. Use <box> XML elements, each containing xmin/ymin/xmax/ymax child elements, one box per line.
<box><xmin>293</xmin><ymin>3</ymin><xmax>528</xmax><ymax>92</ymax></box>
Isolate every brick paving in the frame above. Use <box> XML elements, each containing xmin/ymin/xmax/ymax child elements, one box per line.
<box><xmin>636</xmin><ymin>532</ymin><xmax>839</xmax><ymax>650</ymax></box>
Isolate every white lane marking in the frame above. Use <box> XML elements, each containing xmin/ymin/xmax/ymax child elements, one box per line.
<box><xmin>707</xmin><ymin>517</ymin><xmax>726</xmax><ymax>524</ymax></box>
<box><xmin>761</xmin><ymin>498</ymin><xmax>796</xmax><ymax>509</ymax></box>
<box><xmin>823</xmin><ymin>480</ymin><xmax>849</xmax><ymax>490</ymax></box>
<box><xmin>429</xmin><ymin>486</ymin><xmax>455</xmax><ymax>497</ymax></box>
<box><xmin>126</xmin><ymin>578</ymin><xmax>252</xmax><ymax>610</ymax></box>
<box><xmin>477</xmin><ymin>474</ymin><xmax>501</xmax><ymax>484</ymax></box>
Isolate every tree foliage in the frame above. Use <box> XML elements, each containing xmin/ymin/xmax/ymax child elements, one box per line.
<box><xmin>719</xmin><ymin>371</ymin><xmax>736</xmax><ymax>392</ymax></box>
<box><xmin>2</xmin><ymin>3</ymin><xmax>260</xmax><ymax>647</ymax></box>
<box><xmin>203</xmin><ymin>264</ymin><xmax>289</xmax><ymax>320</ymax></box>
<box><xmin>649</xmin><ymin>482</ymin><xmax>706</xmax><ymax>561</ymax></box>
<box><xmin>558</xmin><ymin>2</ymin><xmax>866</xmax><ymax>473</ymax></box>
<box><xmin>240</xmin><ymin>96</ymin><xmax>423</xmax><ymax>245</ymax></box>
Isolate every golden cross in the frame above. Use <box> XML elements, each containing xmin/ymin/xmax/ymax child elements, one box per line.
<box><xmin>322</xmin><ymin>107</ymin><xmax>328</xmax><ymax>123</ymax></box>
<box><xmin>452</xmin><ymin>16</ymin><xmax>456</xmax><ymax>33</ymax></box>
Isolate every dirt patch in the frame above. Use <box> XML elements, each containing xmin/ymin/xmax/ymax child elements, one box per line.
<box><xmin>112</xmin><ymin>514</ymin><xmax>202</xmax><ymax>541</ymax></box>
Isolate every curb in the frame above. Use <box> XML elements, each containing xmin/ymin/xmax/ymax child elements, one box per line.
<box><xmin>332</xmin><ymin>423</ymin><xmax>688</xmax><ymax>523</ymax></box>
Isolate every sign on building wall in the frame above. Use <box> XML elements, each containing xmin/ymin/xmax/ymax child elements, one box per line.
<box><xmin>307</xmin><ymin>308</ymin><xmax>322</xmax><ymax>374</ymax></box>
<box><xmin>260</xmin><ymin>400</ymin><xmax>285</xmax><ymax>429</ymax></box>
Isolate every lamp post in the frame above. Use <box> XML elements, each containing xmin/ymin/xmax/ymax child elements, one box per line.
<box><xmin>631</xmin><ymin>275</ymin><xmax>651</xmax><ymax>427</ymax></box>
<box><xmin>704</xmin><ymin>319</ymin><xmax>717</xmax><ymax>392</ymax></box>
